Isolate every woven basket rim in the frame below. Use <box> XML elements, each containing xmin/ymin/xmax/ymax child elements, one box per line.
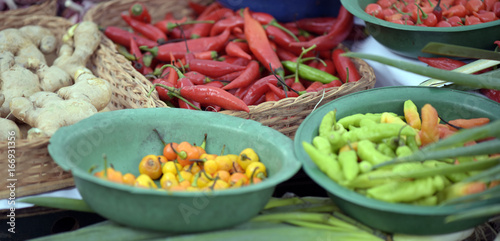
<box><xmin>0</xmin><ymin>0</ymin><xmax>57</xmax><ymax>18</ymax></box>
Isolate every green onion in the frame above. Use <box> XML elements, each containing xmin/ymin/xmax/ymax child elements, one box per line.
<box><xmin>18</xmin><ymin>197</ymin><xmax>94</xmax><ymax>213</ymax></box>
<box><xmin>342</xmin><ymin>52</ymin><xmax>500</xmax><ymax>90</ymax></box>
<box><xmin>445</xmin><ymin>204</ymin><xmax>500</xmax><ymax>223</ymax></box>
<box><xmin>374</xmin><ymin>140</ymin><xmax>500</xmax><ymax>168</ymax></box>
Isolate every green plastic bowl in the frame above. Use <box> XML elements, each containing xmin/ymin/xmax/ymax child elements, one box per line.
<box><xmin>48</xmin><ymin>108</ymin><xmax>301</xmax><ymax>233</ymax></box>
<box><xmin>341</xmin><ymin>0</ymin><xmax>500</xmax><ymax>59</ymax></box>
<box><xmin>294</xmin><ymin>86</ymin><xmax>500</xmax><ymax>235</ymax></box>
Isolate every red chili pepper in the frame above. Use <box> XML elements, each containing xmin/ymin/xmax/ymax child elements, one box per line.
<box><xmin>196</xmin><ymin>1</ymin><xmax>222</xmax><ymax>19</ymax></box>
<box><xmin>473</xmin><ymin>11</ymin><xmax>498</xmax><ymax>23</ymax></box>
<box><xmin>203</xmin><ymin>80</ymin><xmax>225</xmax><ymax>88</ymax></box>
<box><xmin>212</xmin><ymin>69</ymin><xmax>244</xmax><ymax>82</ymax></box>
<box><xmin>129</xmin><ymin>2</ymin><xmax>151</xmax><ymax>23</ymax></box>
<box><xmin>141</xmin><ymin>29</ymin><xmax>230</xmax><ymax>62</ymax></box>
<box><xmin>225</xmin><ymin>41</ymin><xmax>252</xmax><ymax>60</ymax></box>
<box><xmin>443</xmin><ymin>4</ymin><xmax>467</xmax><ymax>18</ymax></box>
<box><xmin>152</xmin><ymin>78</ymin><xmax>174</xmax><ymax>101</ymax></box>
<box><xmin>265</xmin><ymin>90</ymin><xmax>280</xmax><ymax>102</ymax></box>
<box><xmin>241</xmin><ymin>75</ymin><xmax>279</xmax><ymax>105</ymax></box>
<box><xmin>265</xmin><ymin>25</ymin><xmax>303</xmax><ymax>56</ymax></box>
<box><xmin>102</xmin><ymin>26</ymin><xmax>157</xmax><ymax>48</ymax></box>
<box><xmin>243</xmin><ymin>8</ymin><xmax>284</xmax><ymax>77</ymax></box>
<box><xmin>153</xmin><ymin>16</ymin><xmax>188</xmax><ymax>34</ymax></box>
<box><xmin>266</xmin><ymin>83</ymin><xmax>300</xmax><ymax>99</ymax></box>
<box><xmin>291</xmin><ymin>80</ymin><xmax>306</xmax><ymax>92</ymax></box>
<box><xmin>480</xmin><ymin>89</ymin><xmax>500</xmax><ymax>103</ymax></box>
<box><xmin>188</xmin><ymin>1</ymin><xmax>208</xmax><ymax>16</ymax></box>
<box><xmin>417</xmin><ymin>56</ymin><xmax>466</xmax><ymax>70</ymax></box>
<box><xmin>187</xmin><ymin>59</ymin><xmax>246</xmax><ymax>78</ymax></box>
<box><xmin>234</xmin><ymin>84</ymin><xmax>250</xmax><ymax>99</ymax></box>
<box><xmin>129</xmin><ymin>36</ymin><xmax>145</xmax><ymax>73</ymax></box>
<box><xmin>322</xmin><ymin>79</ymin><xmax>343</xmax><ymax>89</ymax></box>
<box><xmin>465</xmin><ymin>15</ymin><xmax>482</xmax><ymax>25</ymax></box>
<box><xmin>191</xmin><ymin>8</ymin><xmax>234</xmax><ymax>39</ymax></box>
<box><xmin>305</xmin><ymin>81</ymin><xmax>325</xmax><ymax>92</ymax></box>
<box><xmin>295</xmin><ymin>17</ymin><xmax>337</xmax><ymax>35</ymax></box>
<box><xmin>289</xmin><ymin>6</ymin><xmax>353</xmax><ymax>51</ymax></box>
<box><xmin>218</xmin><ymin>55</ymin><xmax>251</xmax><ymax>66</ymax></box>
<box><xmin>494</xmin><ymin>2</ymin><xmax>500</xmax><ymax>18</ymax></box>
<box><xmin>275</xmin><ymin>46</ymin><xmax>298</xmax><ymax>62</ymax></box>
<box><xmin>177</xmin><ymin>77</ymin><xmax>202</xmax><ymax>110</ymax></box>
<box><xmin>433</xmin><ymin>0</ymin><xmax>443</xmax><ymax>21</ymax></box>
<box><xmin>121</xmin><ymin>13</ymin><xmax>168</xmax><ymax>44</ymax></box>
<box><xmin>184</xmin><ymin>71</ymin><xmax>209</xmax><ymax>85</ymax></box>
<box><xmin>209</xmin><ymin>16</ymin><xmax>244</xmax><ymax>36</ymax></box>
<box><xmin>222</xmin><ymin>60</ymin><xmax>260</xmax><ymax>90</ymax></box>
<box><xmin>332</xmin><ymin>48</ymin><xmax>361</xmax><ymax>83</ymax></box>
<box><xmin>179</xmin><ymin>85</ymin><xmax>250</xmax><ymax>112</ymax></box>
<box><xmin>316</xmin><ymin>59</ymin><xmax>337</xmax><ymax>76</ymax></box>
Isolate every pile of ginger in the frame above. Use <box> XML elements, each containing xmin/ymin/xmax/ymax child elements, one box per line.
<box><xmin>0</xmin><ymin>21</ymin><xmax>112</xmax><ymax>141</ymax></box>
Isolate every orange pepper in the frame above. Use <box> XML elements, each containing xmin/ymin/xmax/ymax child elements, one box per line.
<box><xmin>138</xmin><ymin>154</ymin><xmax>163</xmax><ymax>180</ymax></box>
<box><xmin>419</xmin><ymin>104</ymin><xmax>440</xmax><ymax>147</ymax></box>
<box><xmin>176</xmin><ymin>141</ymin><xmax>200</xmax><ymax>166</ymax></box>
<box><xmin>404</xmin><ymin>100</ymin><xmax>422</xmax><ymax>130</ymax></box>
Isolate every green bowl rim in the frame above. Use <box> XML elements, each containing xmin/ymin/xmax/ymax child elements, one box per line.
<box><xmin>48</xmin><ymin>108</ymin><xmax>302</xmax><ymax>198</ymax></box>
<box><xmin>295</xmin><ymin>86</ymin><xmax>500</xmax><ymax>215</ymax></box>
<box><xmin>341</xmin><ymin>0</ymin><xmax>500</xmax><ymax>32</ymax></box>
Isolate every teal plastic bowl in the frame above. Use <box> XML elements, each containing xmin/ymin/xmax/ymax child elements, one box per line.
<box><xmin>294</xmin><ymin>86</ymin><xmax>500</xmax><ymax>235</ymax></box>
<box><xmin>341</xmin><ymin>0</ymin><xmax>500</xmax><ymax>58</ymax></box>
<box><xmin>48</xmin><ymin>108</ymin><xmax>301</xmax><ymax>233</ymax></box>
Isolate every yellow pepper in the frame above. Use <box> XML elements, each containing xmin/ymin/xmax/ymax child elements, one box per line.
<box><xmin>404</xmin><ymin>99</ymin><xmax>422</xmax><ymax>130</ymax></box>
<box><xmin>135</xmin><ymin>174</ymin><xmax>158</xmax><ymax>189</ymax></box>
<box><xmin>245</xmin><ymin>162</ymin><xmax>267</xmax><ymax>179</ymax></box>
<box><xmin>237</xmin><ymin>148</ymin><xmax>259</xmax><ymax>170</ymax></box>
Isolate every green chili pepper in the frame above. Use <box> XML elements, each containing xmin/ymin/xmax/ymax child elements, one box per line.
<box><xmin>405</xmin><ymin>135</ymin><xmax>420</xmax><ymax>152</ymax></box>
<box><xmin>396</xmin><ymin>145</ymin><xmax>413</xmax><ymax>157</ymax></box>
<box><xmin>382</xmin><ymin>136</ymin><xmax>405</xmax><ymax>151</ymax></box>
<box><xmin>325</xmin><ymin>131</ymin><xmax>347</xmax><ymax>153</ymax></box>
<box><xmin>343</xmin><ymin>123</ymin><xmax>417</xmax><ymax>144</ymax></box>
<box><xmin>358</xmin><ymin>160</ymin><xmax>373</xmax><ymax>174</ymax></box>
<box><xmin>345</xmin><ymin>168</ymin><xmax>393</xmax><ymax>189</ymax></box>
<box><xmin>366</xmin><ymin>175</ymin><xmax>446</xmax><ymax>203</ymax></box>
<box><xmin>359</xmin><ymin>118</ymin><xmax>377</xmax><ymax>127</ymax></box>
<box><xmin>357</xmin><ymin>139</ymin><xmax>392</xmax><ymax>165</ymax></box>
<box><xmin>313</xmin><ymin>136</ymin><xmax>333</xmax><ymax>155</ymax></box>
<box><xmin>319</xmin><ymin>110</ymin><xmax>336</xmax><ymax>137</ymax></box>
<box><xmin>337</xmin><ymin>113</ymin><xmax>388</xmax><ymax>129</ymax></box>
<box><xmin>282</xmin><ymin>60</ymin><xmax>338</xmax><ymax>84</ymax></box>
<box><xmin>409</xmin><ymin>195</ymin><xmax>438</xmax><ymax>206</ymax></box>
<box><xmin>303</xmin><ymin>141</ymin><xmax>344</xmax><ymax>183</ymax></box>
<box><xmin>376</xmin><ymin>139</ymin><xmax>500</xmax><ymax>168</ymax></box>
<box><xmin>377</xmin><ymin>143</ymin><xmax>396</xmax><ymax>158</ymax></box>
<box><xmin>338</xmin><ymin>150</ymin><xmax>359</xmax><ymax>181</ymax></box>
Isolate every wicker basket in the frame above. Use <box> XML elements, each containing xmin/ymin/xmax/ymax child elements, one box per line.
<box><xmin>84</xmin><ymin>0</ymin><xmax>376</xmax><ymax>138</ymax></box>
<box><xmin>0</xmin><ymin>0</ymin><xmax>57</xmax><ymax>21</ymax></box>
<box><xmin>0</xmin><ymin>15</ymin><xmax>162</xmax><ymax>199</ymax></box>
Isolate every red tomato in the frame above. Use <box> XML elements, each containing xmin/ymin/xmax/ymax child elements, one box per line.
<box><xmin>365</xmin><ymin>3</ymin><xmax>384</xmax><ymax>19</ymax></box>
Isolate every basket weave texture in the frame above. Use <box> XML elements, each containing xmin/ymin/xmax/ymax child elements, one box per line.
<box><xmin>84</xmin><ymin>0</ymin><xmax>376</xmax><ymax>138</ymax></box>
<box><xmin>0</xmin><ymin>0</ymin><xmax>57</xmax><ymax>21</ymax></box>
<box><xmin>0</xmin><ymin>15</ymin><xmax>162</xmax><ymax>199</ymax></box>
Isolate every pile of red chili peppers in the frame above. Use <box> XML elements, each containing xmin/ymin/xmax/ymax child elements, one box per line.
<box><xmin>102</xmin><ymin>1</ymin><xmax>361</xmax><ymax>112</ymax></box>
<box><xmin>365</xmin><ymin>0</ymin><xmax>500</xmax><ymax>27</ymax></box>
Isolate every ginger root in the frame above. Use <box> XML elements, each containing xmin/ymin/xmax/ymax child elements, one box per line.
<box><xmin>18</xmin><ymin>25</ymin><xmax>57</xmax><ymax>54</ymax></box>
<box><xmin>57</xmin><ymin>68</ymin><xmax>111</xmax><ymax>111</ymax></box>
<box><xmin>9</xmin><ymin>91</ymin><xmax>97</xmax><ymax>138</ymax></box>
<box><xmin>0</xmin><ymin>65</ymin><xmax>41</xmax><ymax>117</ymax></box>
<box><xmin>53</xmin><ymin>21</ymin><xmax>101</xmax><ymax>78</ymax></box>
<box><xmin>37</xmin><ymin>63</ymin><xmax>73</xmax><ymax>92</ymax></box>
<box><xmin>0</xmin><ymin>28</ymin><xmax>48</xmax><ymax>69</ymax></box>
<box><xmin>0</xmin><ymin>117</ymin><xmax>21</xmax><ymax>141</ymax></box>
<box><xmin>0</xmin><ymin>51</ymin><xmax>15</xmax><ymax>73</ymax></box>
<box><xmin>53</xmin><ymin>21</ymin><xmax>112</xmax><ymax>111</ymax></box>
